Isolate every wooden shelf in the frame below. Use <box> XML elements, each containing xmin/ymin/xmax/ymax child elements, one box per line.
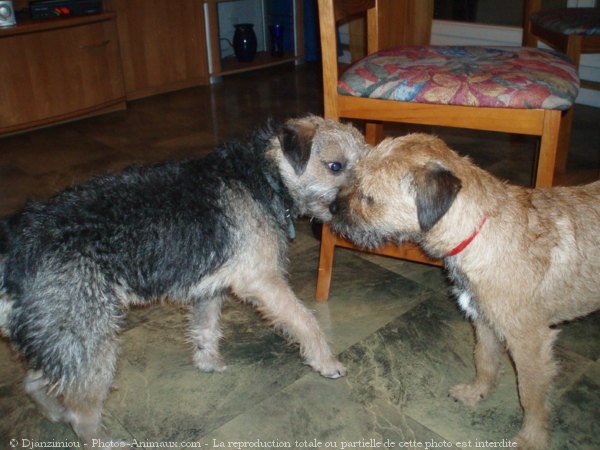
<box><xmin>204</xmin><ymin>0</ymin><xmax>304</xmax><ymax>81</ymax></box>
<box><xmin>219</xmin><ymin>51</ymin><xmax>298</xmax><ymax>76</ymax></box>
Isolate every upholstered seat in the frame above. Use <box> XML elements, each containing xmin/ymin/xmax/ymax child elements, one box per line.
<box><xmin>338</xmin><ymin>46</ymin><xmax>579</xmax><ymax>110</ymax></box>
<box><xmin>530</xmin><ymin>8</ymin><xmax>600</xmax><ymax>36</ymax></box>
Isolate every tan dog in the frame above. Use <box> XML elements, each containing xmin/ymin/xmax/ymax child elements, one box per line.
<box><xmin>329</xmin><ymin>134</ymin><xmax>600</xmax><ymax>449</ymax></box>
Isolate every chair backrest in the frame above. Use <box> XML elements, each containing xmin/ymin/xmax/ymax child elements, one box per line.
<box><xmin>318</xmin><ymin>0</ymin><xmax>433</xmax><ymax>117</ymax></box>
<box><xmin>327</xmin><ymin>0</ymin><xmax>375</xmax><ymax>22</ymax></box>
<box><xmin>318</xmin><ymin>0</ymin><xmax>358</xmax><ymax>117</ymax></box>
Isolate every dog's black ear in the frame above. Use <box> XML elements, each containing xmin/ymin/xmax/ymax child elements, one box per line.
<box><xmin>279</xmin><ymin>121</ymin><xmax>315</xmax><ymax>175</ymax></box>
<box><xmin>413</xmin><ymin>162</ymin><xmax>462</xmax><ymax>232</ymax></box>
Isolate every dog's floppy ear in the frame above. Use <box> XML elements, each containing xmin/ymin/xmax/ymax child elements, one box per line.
<box><xmin>278</xmin><ymin>121</ymin><xmax>316</xmax><ymax>175</ymax></box>
<box><xmin>413</xmin><ymin>162</ymin><xmax>462</xmax><ymax>232</ymax></box>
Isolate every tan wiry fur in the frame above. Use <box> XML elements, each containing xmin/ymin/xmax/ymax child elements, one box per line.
<box><xmin>330</xmin><ymin>134</ymin><xmax>600</xmax><ymax>449</ymax></box>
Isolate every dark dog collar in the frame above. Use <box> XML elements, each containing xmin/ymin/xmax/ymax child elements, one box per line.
<box><xmin>263</xmin><ymin>171</ymin><xmax>296</xmax><ymax>240</ymax></box>
<box><xmin>447</xmin><ymin>217</ymin><xmax>487</xmax><ymax>257</ymax></box>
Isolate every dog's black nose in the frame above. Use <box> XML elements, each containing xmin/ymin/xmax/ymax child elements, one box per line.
<box><xmin>329</xmin><ymin>200</ymin><xmax>339</xmax><ymax>215</ymax></box>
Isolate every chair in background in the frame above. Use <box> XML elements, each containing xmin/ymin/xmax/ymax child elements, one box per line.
<box><xmin>522</xmin><ymin>1</ymin><xmax>600</xmax><ymax>172</ymax></box>
<box><xmin>523</xmin><ymin>1</ymin><xmax>600</xmax><ymax>69</ymax></box>
<box><xmin>315</xmin><ymin>0</ymin><xmax>580</xmax><ymax>301</ymax></box>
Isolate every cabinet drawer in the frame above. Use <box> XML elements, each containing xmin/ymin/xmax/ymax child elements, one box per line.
<box><xmin>0</xmin><ymin>17</ymin><xmax>125</xmax><ymax>132</ymax></box>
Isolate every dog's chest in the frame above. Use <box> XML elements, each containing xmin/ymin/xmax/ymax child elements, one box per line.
<box><xmin>446</xmin><ymin>262</ymin><xmax>480</xmax><ymax>320</ymax></box>
<box><xmin>456</xmin><ymin>290</ymin><xmax>479</xmax><ymax>320</ymax></box>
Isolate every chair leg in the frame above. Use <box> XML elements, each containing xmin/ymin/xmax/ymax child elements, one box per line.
<box><xmin>316</xmin><ymin>223</ymin><xmax>337</xmax><ymax>302</ymax></box>
<box><xmin>365</xmin><ymin>122</ymin><xmax>384</xmax><ymax>145</ymax></box>
<box><xmin>535</xmin><ymin>110</ymin><xmax>561</xmax><ymax>188</ymax></box>
<box><xmin>565</xmin><ymin>35</ymin><xmax>583</xmax><ymax>68</ymax></box>
<box><xmin>556</xmin><ymin>107</ymin><xmax>574</xmax><ymax>173</ymax></box>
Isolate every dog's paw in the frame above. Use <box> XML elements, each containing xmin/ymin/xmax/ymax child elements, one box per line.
<box><xmin>193</xmin><ymin>351</ymin><xmax>227</xmax><ymax>373</ymax></box>
<box><xmin>514</xmin><ymin>431</ymin><xmax>547</xmax><ymax>450</ymax></box>
<box><xmin>513</xmin><ymin>423</ymin><xmax>548</xmax><ymax>450</ymax></box>
<box><xmin>314</xmin><ymin>359</ymin><xmax>347</xmax><ymax>379</ymax></box>
<box><xmin>449</xmin><ymin>383</ymin><xmax>489</xmax><ymax>406</ymax></box>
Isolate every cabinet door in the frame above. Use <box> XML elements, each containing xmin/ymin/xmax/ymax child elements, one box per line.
<box><xmin>0</xmin><ymin>19</ymin><xmax>125</xmax><ymax>132</ymax></box>
<box><xmin>111</xmin><ymin>0</ymin><xmax>209</xmax><ymax>99</ymax></box>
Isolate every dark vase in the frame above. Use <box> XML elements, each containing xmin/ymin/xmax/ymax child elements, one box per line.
<box><xmin>233</xmin><ymin>23</ymin><xmax>257</xmax><ymax>62</ymax></box>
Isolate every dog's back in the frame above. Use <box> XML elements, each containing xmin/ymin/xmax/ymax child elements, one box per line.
<box><xmin>1</xmin><ymin>143</ymin><xmax>281</xmax><ymax>303</ymax></box>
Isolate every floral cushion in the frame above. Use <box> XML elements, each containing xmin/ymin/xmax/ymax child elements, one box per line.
<box><xmin>531</xmin><ymin>8</ymin><xmax>600</xmax><ymax>35</ymax></box>
<box><xmin>338</xmin><ymin>46</ymin><xmax>580</xmax><ymax>110</ymax></box>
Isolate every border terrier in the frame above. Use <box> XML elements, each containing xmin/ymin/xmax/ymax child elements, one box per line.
<box><xmin>0</xmin><ymin>116</ymin><xmax>367</xmax><ymax>446</ymax></box>
<box><xmin>329</xmin><ymin>133</ymin><xmax>600</xmax><ymax>449</ymax></box>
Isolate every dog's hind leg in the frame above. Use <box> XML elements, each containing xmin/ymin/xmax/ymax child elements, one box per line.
<box><xmin>26</xmin><ymin>370</ymin><xmax>124</xmax><ymax>448</ymax></box>
<box><xmin>234</xmin><ymin>275</ymin><xmax>347</xmax><ymax>379</ymax></box>
<box><xmin>24</xmin><ymin>340</ymin><xmax>119</xmax><ymax>447</ymax></box>
<box><xmin>506</xmin><ymin>326</ymin><xmax>559</xmax><ymax>450</ymax></box>
<box><xmin>189</xmin><ymin>293</ymin><xmax>227</xmax><ymax>372</ymax></box>
<box><xmin>24</xmin><ymin>370</ymin><xmax>68</xmax><ymax>422</ymax></box>
<box><xmin>450</xmin><ymin>318</ymin><xmax>504</xmax><ymax>406</ymax></box>
<box><xmin>60</xmin><ymin>338</ymin><xmax>120</xmax><ymax>447</ymax></box>
<box><xmin>17</xmin><ymin>259</ymin><xmax>122</xmax><ymax>446</ymax></box>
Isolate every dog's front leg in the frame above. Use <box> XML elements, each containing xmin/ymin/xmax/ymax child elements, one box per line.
<box><xmin>235</xmin><ymin>276</ymin><xmax>347</xmax><ymax>379</ymax></box>
<box><xmin>506</xmin><ymin>326</ymin><xmax>559</xmax><ymax>450</ymax></box>
<box><xmin>450</xmin><ymin>318</ymin><xmax>504</xmax><ymax>405</ymax></box>
<box><xmin>189</xmin><ymin>293</ymin><xmax>227</xmax><ymax>372</ymax></box>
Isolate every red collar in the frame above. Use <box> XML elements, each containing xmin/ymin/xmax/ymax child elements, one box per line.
<box><xmin>447</xmin><ymin>217</ymin><xmax>487</xmax><ymax>257</ymax></box>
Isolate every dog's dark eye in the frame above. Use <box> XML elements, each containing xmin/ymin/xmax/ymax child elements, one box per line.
<box><xmin>327</xmin><ymin>162</ymin><xmax>343</xmax><ymax>172</ymax></box>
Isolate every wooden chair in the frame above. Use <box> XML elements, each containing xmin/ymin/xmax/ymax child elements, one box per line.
<box><xmin>523</xmin><ymin>1</ymin><xmax>600</xmax><ymax>69</ymax></box>
<box><xmin>315</xmin><ymin>0</ymin><xmax>580</xmax><ymax>301</ymax></box>
<box><xmin>522</xmin><ymin>1</ymin><xmax>599</xmax><ymax>172</ymax></box>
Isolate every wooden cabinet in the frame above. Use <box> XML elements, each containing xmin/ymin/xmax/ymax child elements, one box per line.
<box><xmin>108</xmin><ymin>0</ymin><xmax>210</xmax><ymax>100</ymax></box>
<box><xmin>0</xmin><ymin>2</ymin><xmax>210</xmax><ymax>135</ymax></box>
<box><xmin>0</xmin><ymin>13</ymin><xmax>126</xmax><ymax>134</ymax></box>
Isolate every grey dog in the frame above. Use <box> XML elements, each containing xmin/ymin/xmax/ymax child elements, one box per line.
<box><xmin>0</xmin><ymin>115</ymin><xmax>367</xmax><ymax>446</ymax></box>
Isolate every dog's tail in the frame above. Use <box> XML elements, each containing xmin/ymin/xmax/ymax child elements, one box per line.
<box><xmin>0</xmin><ymin>218</ymin><xmax>12</xmax><ymax>336</ymax></box>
